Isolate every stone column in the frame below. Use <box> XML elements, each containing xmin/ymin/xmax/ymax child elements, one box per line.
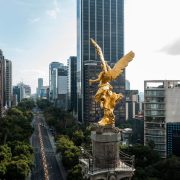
<box><xmin>91</xmin><ymin>126</ymin><xmax>121</xmax><ymax>169</ymax></box>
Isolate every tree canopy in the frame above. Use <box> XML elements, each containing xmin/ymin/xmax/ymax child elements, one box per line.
<box><xmin>0</xmin><ymin>142</ymin><xmax>33</xmax><ymax>180</ymax></box>
<box><xmin>0</xmin><ymin>99</ymin><xmax>34</xmax><ymax>180</ymax></box>
<box><xmin>121</xmin><ymin>144</ymin><xmax>180</xmax><ymax>180</ymax></box>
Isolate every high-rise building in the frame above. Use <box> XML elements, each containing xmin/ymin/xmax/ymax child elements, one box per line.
<box><xmin>39</xmin><ymin>86</ymin><xmax>49</xmax><ymax>99</ymax></box>
<box><xmin>13</xmin><ymin>82</ymin><xmax>30</xmax><ymax>103</ymax></box>
<box><xmin>49</xmin><ymin>62</ymin><xmax>68</xmax><ymax>109</ymax></box>
<box><xmin>77</xmin><ymin>0</ymin><xmax>125</xmax><ymax>124</ymax></box>
<box><xmin>23</xmin><ymin>84</ymin><xmax>31</xmax><ymax>98</ymax></box>
<box><xmin>13</xmin><ymin>86</ymin><xmax>21</xmax><ymax>103</ymax></box>
<box><xmin>49</xmin><ymin>62</ymin><xmax>64</xmax><ymax>101</ymax></box>
<box><xmin>37</xmin><ymin>78</ymin><xmax>43</xmax><ymax>97</ymax></box>
<box><xmin>67</xmin><ymin>56</ymin><xmax>77</xmax><ymax>113</ymax></box>
<box><xmin>56</xmin><ymin>67</ymin><xmax>68</xmax><ymax>109</ymax></box>
<box><xmin>0</xmin><ymin>50</ymin><xmax>4</xmax><ymax>113</ymax></box>
<box><xmin>0</xmin><ymin>50</ymin><xmax>12</xmax><ymax>114</ymax></box>
<box><xmin>38</xmin><ymin>78</ymin><xmax>43</xmax><ymax>89</ymax></box>
<box><xmin>5</xmin><ymin>59</ymin><xmax>12</xmax><ymax>108</ymax></box>
<box><xmin>125</xmin><ymin>90</ymin><xmax>140</xmax><ymax>121</ymax></box>
<box><xmin>131</xmin><ymin>115</ymin><xmax>144</xmax><ymax>145</ymax></box>
<box><xmin>144</xmin><ymin>80</ymin><xmax>180</xmax><ymax>158</ymax></box>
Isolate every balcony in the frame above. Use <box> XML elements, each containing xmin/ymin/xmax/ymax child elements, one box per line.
<box><xmin>145</xmin><ymin>92</ymin><xmax>165</xmax><ymax>97</ymax></box>
<box><xmin>145</xmin><ymin>111</ymin><xmax>165</xmax><ymax>117</ymax></box>
<box><xmin>145</xmin><ymin>133</ymin><xmax>165</xmax><ymax>137</ymax></box>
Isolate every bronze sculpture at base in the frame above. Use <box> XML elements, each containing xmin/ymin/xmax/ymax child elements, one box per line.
<box><xmin>89</xmin><ymin>38</ymin><xmax>135</xmax><ymax>126</ymax></box>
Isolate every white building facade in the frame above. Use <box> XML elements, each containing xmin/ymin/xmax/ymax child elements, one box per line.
<box><xmin>144</xmin><ymin>80</ymin><xmax>180</xmax><ymax>158</ymax></box>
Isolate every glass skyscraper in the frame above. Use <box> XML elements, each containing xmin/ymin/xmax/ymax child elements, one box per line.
<box><xmin>0</xmin><ymin>50</ymin><xmax>12</xmax><ymax>110</ymax></box>
<box><xmin>67</xmin><ymin>56</ymin><xmax>77</xmax><ymax>113</ymax></box>
<box><xmin>77</xmin><ymin>0</ymin><xmax>125</xmax><ymax>125</ymax></box>
<box><xmin>49</xmin><ymin>62</ymin><xmax>64</xmax><ymax>101</ymax></box>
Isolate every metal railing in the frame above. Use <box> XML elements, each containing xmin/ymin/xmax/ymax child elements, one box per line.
<box><xmin>79</xmin><ymin>148</ymin><xmax>135</xmax><ymax>174</ymax></box>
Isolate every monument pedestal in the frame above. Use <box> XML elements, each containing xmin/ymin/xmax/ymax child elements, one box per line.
<box><xmin>91</xmin><ymin>126</ymin><xmax>121</xmax><ymax>169</ymax></box>
<box><xmin>80</xmin><ymin>126</ymin><xmax>135</xmax><ymax>180</ymax></box>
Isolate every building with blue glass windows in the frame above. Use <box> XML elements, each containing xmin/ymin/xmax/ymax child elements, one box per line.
<box><xmin>167</xmin><ymin>123</ymin><xmax>180</xmax><ymax>157</ymax></box>
<box><xmin>67</xmin><ymin>56</ymin><xmax>77</xmax><ymax>113</ymax></box>
<box><xmin>49</xmin><ymin>62</ymin><xmax>64</xmax><ymax>101</ymax></box>
<box><xmin>77</xmin><ymin>0</ymin><xmax>125</xmax><ymax>125</ymax></box>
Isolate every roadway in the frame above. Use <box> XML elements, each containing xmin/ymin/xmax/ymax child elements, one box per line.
<box><xmin>31</xmin><ymin>109</ymin><xmax>64</xmax><ymax>180</ymax></box>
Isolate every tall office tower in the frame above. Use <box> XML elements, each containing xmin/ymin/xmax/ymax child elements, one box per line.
<box><xmin>4</xmin><ymin>59</ymin><xmax>12</xmax><ymax>108</ymax></box>
<box><xmin>77</xmin><ymin>0</ymin><xmax>125</xmax><ymax>124</ymax></box>
<box><xmin>13</xmin><ymin>86</ymin><xmax>21</xmax><ymax>103</ymax></box>
<box><xmin>0</xmin><ymin>50</ymin><xmax>12</xmax><ymax>113</ymax></box>
<box><xmin>125</xmin><ymin>90</ymin><xmax>140</xmax><ymax>121</ymax></box>
<box><xmin>56</xmin><ymin>67</ymin><xmax>68</xmax><ymax>109</ymax></box>
<box><xmin>23</xmin><ymin>84</ymin><xmax>31</xmax><ymax>98</ymax></box>
<box><xmin>67</xmin><ymin>56</ymin><xmax>77</xmax><ymax>113</ymax></box>
<box><xmin>37</xmin><ymin>78</ymin><xmax>43</xmax><ymax>97</ymax></box>
<box><xmin>144</xmin><ymin>80</ymin><xmax>180</xmax><ymax>158</ymax></box>
<box><xmin>49</xmin><ymin>62</ymin><xmax>64</xmax><ymax>101</ymax></box>
<box><xmin>38</xmin><ymin>78</ymin><xmax>43</xmax><ymax>88</ymax></box>
<box><xmin>14</xmin><ymin>82</ymin><xmax>27</xmax><ymax>103</ymax></box>
<box><xmin>39</xmin><ymin>86</ymin><xmax>49</xmax><ymax>99</ymax></box>
<box><xmin>0</xmin><ymin>50</ymin><xmax>4</xmax><ymax>114</ymax></box>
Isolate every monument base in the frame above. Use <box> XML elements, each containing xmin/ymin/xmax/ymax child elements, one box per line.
<box><xmin>91</xmin><ymin>125</ymin><xmax>121</xmax><ymax>169</ymax></box>
<box><xmin>80</xmin><ymin>125</ymin><xmax>135</xmax><ymax>180</ymax></box>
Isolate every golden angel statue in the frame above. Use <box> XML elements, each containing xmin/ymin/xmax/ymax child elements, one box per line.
<box><xmin>89</xmin><ymin>38</ymin><xmax>135</xmax><ymax>126</ymax></box>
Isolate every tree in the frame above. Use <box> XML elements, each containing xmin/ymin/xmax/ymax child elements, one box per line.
<box><xmin>17</xmin><ymin>98</ymin><xmax>35</xmax><ymax>111</ymax></box>
<box><xmin>56</xmin><ymin>135</ymin><xmax>81</xmax><ymax>169</ymax></box>
<box><xmin>147</xmin><ymin>140</ymin><xmax>155</xmax><ymax>150</ymax></box>
<box><xmin>56</xmin><ymin>135</ymin><xmax>75</xmax><ymax>154</ymax></box>
<box><xmin>0</xmin><ymin>108</ymin><xmax>33</xmax><ymax>143</ymax></box>
<box><xmin>0</xmin><ymin>102</ymin><xmax>34</xmax><ymax>179</ymax></box>
<box><xmin>12</xmin><ymin>154</ymin><xmax>34</xmax><ymax>169</ymax></box>
<box><xmin>0</xmin><ymin>144</ymin><xmax>33</xmax><ymax>180</ymax></box>
<box><xmin>67</xmin><ymin>164</ymin><xmax>83</xmax><ymax>180</ymax></box>
<box><xmin>0</xmin><ymin>145</ymin><xmax>12</xmax><ymax>162</ymax></box>
<box><xmin>8</xmin><ymin>141</ymin><xmax>33</xmax><ymax>157</ymax></box>
<box><xmin>36</xmin><ymin>99</ymin><xmax>52</xmax><ymax>110</ymax></box>
<box><xmin>72</xmin><ymin>130</ymin><xmax>85</xmax><ymax>146</ymax></box>
<box><xmin>0</xmin><ymin>163</ymin><xmax>6</xmax><ymax>179</ymax></box>
<box><xmin>152</xmin><ymin>156</ymin><xmax>180</xmax><ymax>180</ymax></box>
<box><xmin>5</xmin><ymin>160</ymin><xmax>30</xmax><ymax>180</ymax></box>
<box><xmin>122</xmin><ymin>144</ymin><xmax>160</xmax><ymax>168</ymax></box>
<box><xmin>62</xmin><ymin>146</ymin><xmax>80</xmax><ymax>168</ymax></box>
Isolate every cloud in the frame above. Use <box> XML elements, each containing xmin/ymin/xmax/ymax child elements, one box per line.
<box><xmin>160</xmin><ymin>38</ymin><xmax>180</xmax><ymax>55</ymax></box>
<box><xmin>46</xmin><ymin>0</ymin><xmax>60</xmax><ymax>19</ymax></box>
<box><xmin>29</xmin><ymin>17</ymin><xmax>40</xmax><ymax>24</ymax></box>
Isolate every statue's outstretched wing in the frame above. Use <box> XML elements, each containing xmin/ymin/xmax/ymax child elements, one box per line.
<box><xmin>108</xmin><ymin>51</ymin><xmax>135</xmax><ymax>80</ymax></box>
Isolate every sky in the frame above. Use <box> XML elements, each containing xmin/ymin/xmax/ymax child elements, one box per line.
<box><xmin>0</xmin><ymin>0</ymin><xmax>76</xmax><ymax>93</ymax></box>
<box><xmin>1</xmin><ymin>0</ymin><xmax>180</xmax><ymax>93</ymax></box>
